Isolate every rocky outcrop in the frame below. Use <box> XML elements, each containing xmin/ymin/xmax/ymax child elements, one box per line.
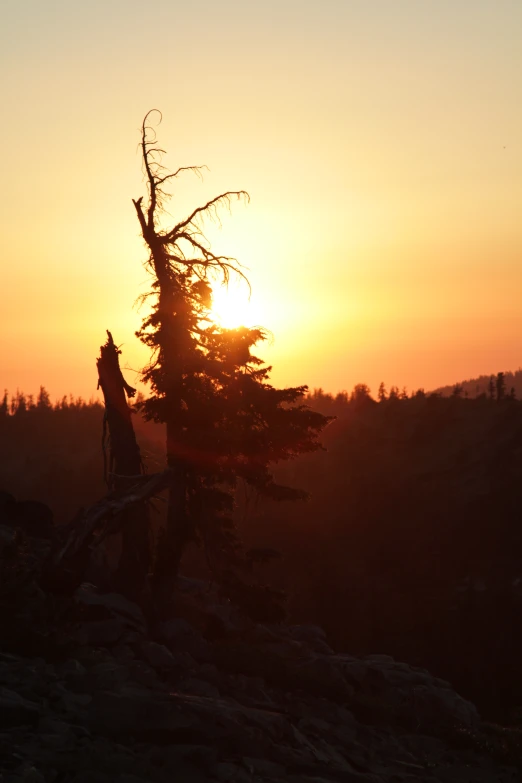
<box><xmin>0</xmin><ymin>632</ymin><xmax>517</xmax><ymax>783</ymax></box>
<box><xmin>0</xmin><ymin>528</ymin><xmax>520</xmax><ymax>781</ymax></box>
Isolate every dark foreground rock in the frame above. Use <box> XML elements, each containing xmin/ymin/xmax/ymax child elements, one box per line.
<box><xmin>1</xmin><ymin>620</ymin><xmax>520</xmax><ymax>782</ymax></box>
<box><xmin>0</xmin><ymin>528</ymin><xmax>520</xmax><ymax>782</ymax></box>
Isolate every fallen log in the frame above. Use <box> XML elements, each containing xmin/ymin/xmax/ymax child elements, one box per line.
<box><xmin>42</xmin><ymin>470</ymin><xmax>171</xmax><ymax>594</ymax></box>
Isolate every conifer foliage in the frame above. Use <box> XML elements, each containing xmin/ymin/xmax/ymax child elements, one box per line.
<box><xmin>132</xmin><ymin>111</ymin><xmax>330</xmax><ymax>599</ymax></box>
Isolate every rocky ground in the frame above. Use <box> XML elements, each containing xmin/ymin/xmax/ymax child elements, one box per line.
<box><xmin>1</xmin><ymin>520</ymin><xmax>522</xmax><ymax>782</ymax></box>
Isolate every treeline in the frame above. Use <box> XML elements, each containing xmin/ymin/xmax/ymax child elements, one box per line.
<box><xmin>3</xmin><ymin>368</ymin><xmax>514</xmax><ymax>420</ymax></box>
<box><xmin>1</xmin><ymin>387</ymin><xmax>104</xmax><ymax>415</ymax></box>
<box><xmin>305</xmin><ymin>370</ymin><xmax>516</xmax><ymax>419</ymax></box>
<box><xmin>434</xmin><ymin>369</ymin><xmax>522</xmax><ymax>400</ymax></box>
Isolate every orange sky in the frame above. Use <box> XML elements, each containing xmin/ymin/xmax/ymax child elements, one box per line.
<box><xmin>2</xmin><ymin>0</ymin><xmax>522</xmax><ymax>401</ymax></box>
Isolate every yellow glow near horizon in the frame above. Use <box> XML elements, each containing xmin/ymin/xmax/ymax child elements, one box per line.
<box><xmin>2</xmin><ymin>1</ymin><xmax>522</xmax><ymax>400</ymax></box>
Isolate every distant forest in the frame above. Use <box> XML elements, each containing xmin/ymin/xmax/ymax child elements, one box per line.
<box><xmin>1</xmin><ymin>368</ymin><xmax>520</xmax><ymax>521</ymax></box>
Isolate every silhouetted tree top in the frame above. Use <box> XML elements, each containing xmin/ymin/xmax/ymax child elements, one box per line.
<box><xmin>496</xmin><ymin>372</ymin><xmax>506</xmax><ymax>403</ymax></box>
<box><xmin>37</xmin><ymin>386</ymin><xmax>52</xmax><ymax>410</ymax></box>
<box><xmin>0</xmin><ymin>391</ymin><xmax>8</xmax><ymax>417</ymax></box>
<box><xmin>132</xmin><ymin>109</ymin><xmax>250</xmax><ymax>298</ymax></box>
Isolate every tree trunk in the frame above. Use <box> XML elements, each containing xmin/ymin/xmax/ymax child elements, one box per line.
<box><xmin>151</xmin><ymin>299</ymin><xmax>192</xmax><ymax>604</ymax></box>
<box><xmin>97</xmin><ymin>331</ymin><xmax>150</xmax><ymax>601</ymax></box>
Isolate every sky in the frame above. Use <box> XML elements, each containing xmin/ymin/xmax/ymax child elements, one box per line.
<box><xmin>1</xmin><ymin>0</ymin><xmax>522</xmax><ymax>401</ymax></box>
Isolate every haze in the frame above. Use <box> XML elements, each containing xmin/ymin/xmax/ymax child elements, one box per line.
<box><xmin>2</xmin><ymin>0</ymin><xmax>521</xmax><ymax>400</ymax></box>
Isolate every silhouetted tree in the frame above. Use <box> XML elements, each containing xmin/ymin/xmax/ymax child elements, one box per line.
<box><xmin>350</xmin><ymin>384</ymin><xmax>373</xmax><ymax>405</ymax></box>
<box><xmin>0</xmin><ymin>391</ymin><xmax>8</xmax><ymax>417</ymax></box>
<box><xmin>56</xmin><ymin>395</ymin><xmax>68</xmax><ymax>410</ymax></box>
<box><xmin>13</xmin><ymin>391</ymin><xmax>26</xmax><ymax>416</ymax></box>
<box><xmin>335</xmin><ymin>391</ymin><xmax>349</xmax><ymax>406</ymax></box>
<box><xmin>488</xmin><ymin>376</ymin><xmax>495</xmax><ymax>400</ymax></box>
<box><xmin>132</xmin><ymin>111</ymin><xmax>330</xmax><ymax>601</ymax></box>
<box><xmin>496</xmin><ymin>372</ymin><xmax>506</xmax><ymax>402</ymax></box>
<box><xmin>452</xmin><ymin>383</ymin><xmax>464</xmax><ymax>397</ymax></box>
<box><xmin>36</xmin><ymin>386</ymin><xmax>52</xmax><ymax>411</ymax></box>
<box><xmin>378</xmin><ymin>382</ymin><xmax>387</xmax><ymax>402</ymax></box>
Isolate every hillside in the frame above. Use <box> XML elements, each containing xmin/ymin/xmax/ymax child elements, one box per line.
<box><xmin>433</xmin><ymin>368</ymin><xmax>522</xmax><ymax>398</ymax></box>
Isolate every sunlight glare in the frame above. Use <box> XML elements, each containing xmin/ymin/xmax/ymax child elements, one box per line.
<box><xmin>211</xmin><ymin>283</ymin><xmax>260</xmax><ymax>329</ymax></box>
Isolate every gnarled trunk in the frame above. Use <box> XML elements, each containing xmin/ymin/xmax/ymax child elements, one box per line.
<box><xmin>97</xmin><ymin>331</ymin><xmax>150</xmax><ymax>601</ymax></box>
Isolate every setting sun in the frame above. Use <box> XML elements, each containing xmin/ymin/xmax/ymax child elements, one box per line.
<box><xmin>211</xmin><ymin>282</ymin><xmax>260</xmax><ymax>329</ymax></box>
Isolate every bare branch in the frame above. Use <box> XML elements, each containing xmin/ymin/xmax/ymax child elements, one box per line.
<box><xmin>132</xmin><ymin>197</ymin><xmax>148</xmax><ymax>238</ymax></box>
<box><xmin>163</xmin><ymin>232</ymin><xmax>251</xmax><ymax>290</ymax></box>
<box><xmin>139</xmin><ymin>111</ymin><xmax>164</xmax><ymax>227</ymax></box>
<box><xmin>142</xmin><ymin>109</ymin><xmax>162</xmax><ymax>141</ymax></box>
<box><xmin>176</xmin><ymin>232</ymin><xmax>247</xmax><ymax>268</ymax></box>
<box><xmin>156</xmin><ymin>165</ymin><xmax>209</xmax><ymax>186</ymax></box>
<box><xmin>168</xmin><ymin>191</ymin><xmax>250</xmax><ymax>238</ymax></box>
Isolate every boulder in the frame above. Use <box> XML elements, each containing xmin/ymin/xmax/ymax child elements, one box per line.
<box><xmin>127</xmin><ymin>660</ymin><xmax>161</xmax><ymax>689</ymax></box>
<box><xmin>160</xmin><ymin>742</ymin><xmax>217</xmax><ymax>771</ymax></box>
<box><xmin>171</xmin><ymin>579</ymin><xmax>251</xmax><ymax>640</ymax></box>
<box><xmin>241</xmin><ymin>757</ymin><xmax>285</xmax><ymax>779</ymax></box>
<box><xmin>139</xmin><ymin>640</ymin><xmax>195</xmax><ymax>673</ymax></box>
<box><xmin>201</xmin><ymin>602</ymin><xmax>250</xmax><ymax>640</ymax></box>
<box><xmin>288</xmin><ymin>656</ymin><xmax>355</xmax><ymax>702</ymax></box>
<box><xmin>88</xmin><ymin>687</ymin><xmax>196</xmax><ymax>738</ymax></box>
<box><xmin>215</xmin><ymin>762</ymin><xmax>252</xmax><ymax>782</ymax></box>
<box><xmin>55</xmin><ymin>687</ymin><xmax>92</xmax><ymax>720</ymax></box>
<box><xmin>88</xmin><ymin>661</ymin><xmax>129</xmax><ymax>692</ymax></box>
<box><xmin>0</xmin><ymin>686</ymin><xmax>41</xmax><ymax>727</ymax></box>
<box><xmin>58</xmin><ymin>659</ymin><xmax>87</xmax><ymax>691</ymax></box>
<box><xmin>73</xmin><ymin>619</ymin><xmax>127</xmax><ymax>648</ymax></box>
<box><xmin>8</xmin><ymin>762</ymin><xmax>46</xmax><ymax>782</ymax></box>
<box><xmin>73</xmin><ymin>586</ymin><xmax>146</xmax><ymax>633</ymax></box>
<box><xmin>288</xmin><ymin>624</ymin><xmax>328</xmax><ymax>644</ymax></box>
<box><xmin>160</xmin><ymin>618</ymin><xmax>212</xmax><ymax>662</ymax></box>
<box><xmin>339</xmin><ymin>654</ymin><xmax>479</xmax><ymax>732</ymax></box>
<box><xmin>175</xmin><ymin>677</ymin><xmax>220</xmax><ymax>699</ymax></box>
